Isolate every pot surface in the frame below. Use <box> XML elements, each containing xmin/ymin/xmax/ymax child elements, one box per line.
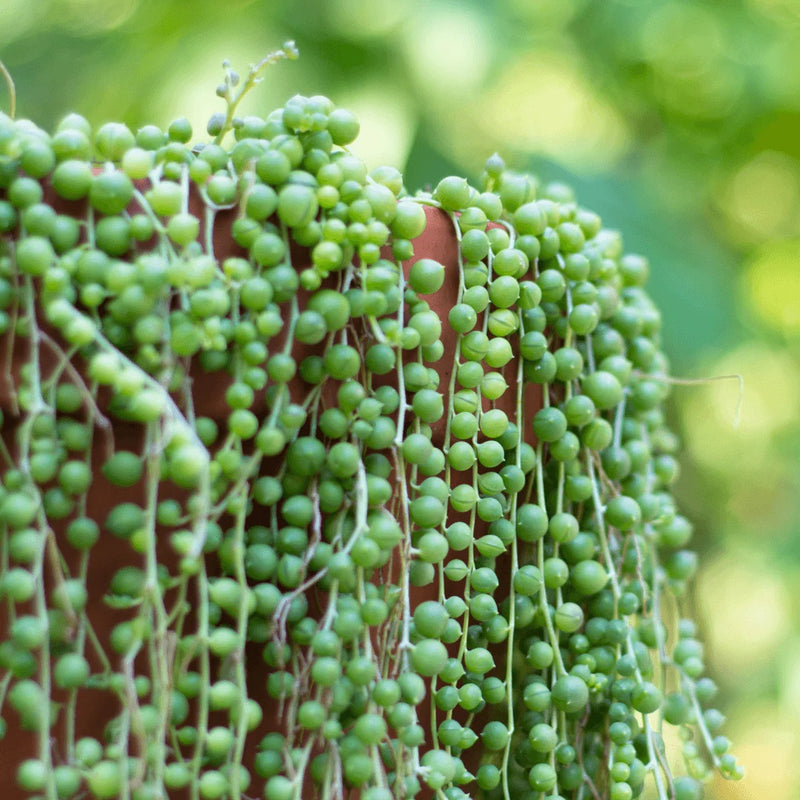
<box><xmin>0</xmin><ymin>197</ymin><xmax>543</xmax><ymax>799</ymax></box>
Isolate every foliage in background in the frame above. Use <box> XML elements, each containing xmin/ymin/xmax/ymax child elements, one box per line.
<box><xmin>1</xmin><ymin>0</ymin><xmax>799</xmax><ymax>797</ymax></box>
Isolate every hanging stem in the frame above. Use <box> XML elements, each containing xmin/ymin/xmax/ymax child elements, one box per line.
<box><xmin>0</xmin><ymin>60</ymin><xmax>16</xmax><ymax>118</ymax></box>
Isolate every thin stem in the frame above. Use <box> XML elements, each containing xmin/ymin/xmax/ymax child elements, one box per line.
<box><xmin>0</xmin><ymin>60</ymin><xmax>16</xmax><ymax>118</ymax></box>
<box><xmin>586</xmin><ymin>451</ymin><xmax>672</xmax><ymax>798</ymax></box>
<box><xmin>212</xmin><ymin>43</ymin><xmax>299</xmax><ymax>145</ymax></box>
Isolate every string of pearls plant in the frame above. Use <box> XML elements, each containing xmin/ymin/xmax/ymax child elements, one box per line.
<box><xmin>0</xmin><ymin>47</ymin><xmax>742</xmax><ymax>800</ymax></box>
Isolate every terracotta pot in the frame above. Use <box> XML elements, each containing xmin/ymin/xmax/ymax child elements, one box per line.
<box><xmin>0</xmin><ymin>189</ymin><xmax>543</xmax><ymax>798</ymax></box>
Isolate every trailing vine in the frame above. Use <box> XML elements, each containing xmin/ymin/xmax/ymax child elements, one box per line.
<box><xmin>0</xmin><ymin>50</ymin><xmax>742</xmax><ymax>800</ymax></box>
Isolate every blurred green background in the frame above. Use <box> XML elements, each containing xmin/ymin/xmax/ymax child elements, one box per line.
<box><xmin>2</xmin><ymin>0</ymin><xmax>798</xmax><ymax>797</ymax></box>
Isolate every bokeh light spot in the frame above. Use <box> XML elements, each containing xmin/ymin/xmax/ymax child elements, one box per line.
<box><xmin>721</xmin><ymin>153</ymin><xmax>800</xmax><ymax>245</ymax></box>
<box><xmin>505</xmin><ymin>0</ymin><xmax>583</xmax><ymax>27</ymax></box>
<box><xmin>469</xmin><ymin>51</ymin><xmax>630</xmax><ymax>171</ymax></box>
<box><xmin>639</xmin><ymin>3</ymin><xmax>742</xmax><ymax>120</ymax></box>
<box><xmin>699</xmin><ymin>552</ymin><xmax>790</xmax><ymax>678</ymax></box>
<box><xmin>778</xmin><ymin>639</ymin><xmax>800</xmax><ymax>724</ymax></box>
<box><xmin>0</xmin><ymin>0</ymin><xmax>43</xmax><ymax>46</ymax></box>
<box><xmin>326</xmin><ymin>0</ymin><xmax>407</xmax><ymax>39</ymax></box>
<box><xmin>744</xmin><ymin>239</ymin><xmax>800</xmax><ymax>334</ymax></box>
<box><xmin>52</xmin><ymin>0</ymin><xmax>139</xmax><ymax>34</ymax></box>
<box><xmin>402</xmin><ymin>3</ymin><xmax>491</xmax><ymax>99</ymax></box>
<box><xmin>746</xmin><ymin>0</ymin><xmax>800</xmax><ymax>23</ymax></box>
<box><xmin>761</xmin><ymin>40</ymin><xmax>800</xmax><ymax>110</ymax></box>
<box><xmin>641</xmin><ymin>3</ymin><xmax>724</xmax><ymax>78</ymax></box>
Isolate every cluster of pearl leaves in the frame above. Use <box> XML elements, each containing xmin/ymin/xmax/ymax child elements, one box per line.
<box><xmin>0</xmin><ymin>51</ymin><xmax>742</xmax><ymax>800</ymax></box>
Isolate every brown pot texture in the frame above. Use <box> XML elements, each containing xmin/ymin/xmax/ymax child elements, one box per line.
<box><xmin>0</xmin><ymin>186</ymin><xmax>542</xmax><ymax>798</ymax></box>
